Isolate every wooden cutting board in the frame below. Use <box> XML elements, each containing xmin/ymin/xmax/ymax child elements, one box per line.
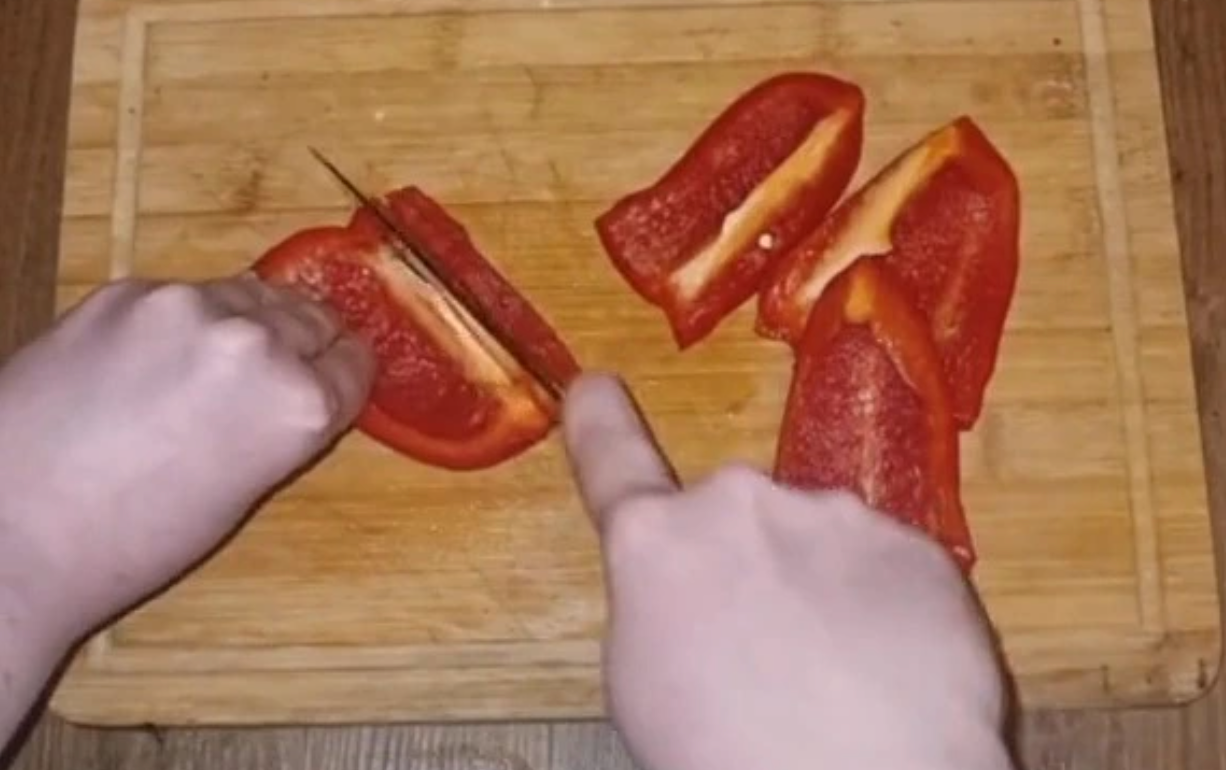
<box><xmin>49</xmin><ymin>0</ymin><xmax>1221</xmax><ymax>725</ymax></box>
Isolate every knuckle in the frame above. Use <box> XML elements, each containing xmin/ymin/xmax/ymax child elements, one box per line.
<box><xmin>818</xmin><ymin>487</ymin><xmax>871</xmax><ymax>514</ymax></box>
<box><xmin>279</xmin><ymin>366</ymin><xmax>340</xmax><ymax>433</ymax></box>
<box><xmin>292</xmin><ymin>300</ymin><xmax>342</xmax><ymax>341</ymax></box>
<box><xmin>62</xmin><ymin>279</ymin><xmax>147</xmax><ymax>321</ymax></box>
<box><xmin>307</xmin><ymin>300</ymin><xmax>343</xmax><ymax>334</ymax></box>
<box><xmin>264</xmin><ymin>280</ymin><xmax>312</xmax><ymax>303</ymax></box>
<box><xmin>789</xmin><ymin>487</ymin><xmax>877</xmax><ymax>536</ymax></box>
<box><xmin>99</xmin><ymin>276</ymin><xmax>156</xmax><ymax>301</ymax></box>
<box><xmin>701</xmin><ymin>462</ymin><xmax>768</xmax><ymax>499</ymax></box>
<box><xmin>604</xmin><ymin>495</ymin><xmax>668</xmax><ymax>560</ymax></box>
<box><xmin>206</xmin><ymin>315</ymin><xmax>278</xmax><ymax>358</ymax></box>
<box><xmin>782</xmin><ymin>488</ymin><xmax>867</xmax><ymax>541</ymax></box>
<box><xmin>137</xmin><ymin>282</ymin><xmax>210</xmax><ymax>320</ymax></box>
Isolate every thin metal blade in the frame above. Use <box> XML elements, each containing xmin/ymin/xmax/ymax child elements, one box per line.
<box><xmin>308</xmin><ymin>147</ymin><xmax>562</xmax><ymax>402</ymax></box>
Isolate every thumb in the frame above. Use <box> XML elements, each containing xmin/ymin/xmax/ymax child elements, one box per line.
<box><xmin>561</xmin><ymin>372</ymin><xmax>678</xmax><ymax>531</ymax></box>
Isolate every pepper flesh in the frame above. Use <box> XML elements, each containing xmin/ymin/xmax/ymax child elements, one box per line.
<box><xmin>758</xmin><ymin>116</ymin><xmax>1020</xmax><ymax>428</ymax></box>
<box><xmin>253</xmin><ymin>186</ymin><xmax>580</xmax><ymax>470</ymax></box>
<box><xmin>595</xmin><ymin>72</ymin><xmax>866</xmax><ymax>349</ymax></box>
<box><xmin>774</xmin><ymin>259</ymin><xmax>974</xmax><ymax>571</ymax></box>
<box><xmin>350</xmin><ymin>188</ymin><xmax>582</xmax><ymax>391</ymax></box>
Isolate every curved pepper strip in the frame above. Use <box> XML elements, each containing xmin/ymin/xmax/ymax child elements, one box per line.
<box><xmin>349</xmin><ymin>189</ymin><xmax>582</xmax><ymax>391</ymax></box>
<box><xmin>252</xmin><ymin>187</ymin><xmax>581</xmax><ymax>471</ymax></box>
<box><xmin>758</xmin><ymin>116</ymin><xmax>1020</xmax><ymax>429</ymax></box>
<box><xmin>774</xmin><ymin>259</ymin><xmax>974</xmax><ymax>572</ymax></box>
<box><xmin>595</xmin><ymin>72</ymin><xmax>865</xmax><ymax>349</ymax></box>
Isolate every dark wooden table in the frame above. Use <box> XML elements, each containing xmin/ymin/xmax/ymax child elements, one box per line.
<box><xmin>4</xmin><ymin>0</ymin><xmax>1226</xmax><ymax>766</ymax></box>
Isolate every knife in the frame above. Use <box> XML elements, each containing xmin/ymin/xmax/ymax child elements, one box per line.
<box><xmin>307</xmin><ymin>147</ymin><xmax>564</xmax><ymax>402</ymax></box>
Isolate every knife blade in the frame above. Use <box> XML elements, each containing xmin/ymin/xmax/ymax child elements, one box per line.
<box><xmin>307</xmin><ymin>147</ymin><xmax>564</xmax><ymax>403</ymax></box>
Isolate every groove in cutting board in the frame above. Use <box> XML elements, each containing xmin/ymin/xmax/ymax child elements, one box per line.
<box><xmin>1076</xmin><ymin>0</ymin><xmax>1165</xmax><ymax>632</ymax></box>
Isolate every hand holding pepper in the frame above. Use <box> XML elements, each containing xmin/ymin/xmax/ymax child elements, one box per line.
<box><xmin>0</xmin><ymin>273</ymin><xmax>374</xmax><ymax>738</ymax></box>
<box><xmin>561</xmin><ymin>372</ymin><xmax>1015</xmax><ymax>770</ymax></box>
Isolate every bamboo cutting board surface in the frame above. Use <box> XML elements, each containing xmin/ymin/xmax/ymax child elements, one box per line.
<box><xmin>49</xmin><ymin>0</ymin><xmax>1221</xmax><ymax>724</ymax></box>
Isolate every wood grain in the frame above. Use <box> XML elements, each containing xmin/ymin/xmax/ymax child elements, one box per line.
<box><xmin>3</xmin><ymin>0</ymin><xmax>1226</xmax><ymax>766</ymax></box>
<box><xmin>0</xmin><ymin>0</ymin><xmax>75</xmax><ymax>358</ymax></box>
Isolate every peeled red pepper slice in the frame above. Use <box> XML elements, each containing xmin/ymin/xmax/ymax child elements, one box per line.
<box><xmin>594</xmin><ymin>72</ymin><xmax>865</xmax><ymax>349</ymax></box>
<box><xmin>774</xmin><ymin>259</ymin><xmax>974</xmax><ymax>571</ymax></box>
<box><xmin>758</xmin><ymin>116</ymin><xmax>1020</xmax><ymax>429</ymax></box>
<box><xmin>252</xmin><ymin>186</ymin><xmax>580</xmax><ymax>471</ymax></box>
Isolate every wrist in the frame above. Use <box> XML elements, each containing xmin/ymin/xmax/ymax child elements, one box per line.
<box><xmin>0</xmin><ymin>519</ymin><xmax>80</xmax><ymax>753</ymax></box>
<box><xmin>847</xmin><ymin>700</ymin><xmax>1013</xmax><ymax>770</ymax></box>
<box><xmin>0</xmin><ymin>504</ymin><xmax>89</xmax><ymax>653</ymax></box>
<box><xmin>0</xmin><ymin>571</ymin><xmax>74</xmax><ymax>669</ymax></box>
<box><xmin>841</xmin><ymin>741</ymin><xmax>1014</xmax><ymax>770</ymax></box>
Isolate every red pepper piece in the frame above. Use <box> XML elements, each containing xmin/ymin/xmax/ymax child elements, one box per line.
<box><xmin>758</xmin><ymin>116</ymin><xmax>1020</xmax><ymax>429</ymax></box>
<box><xmin>348</xmin><ymin>188</ymin><xmax>582</xmax><ymax>390</ymax></box>
<box><xmin>253</xmin><ymin>186</ymin><xmax>580</xmax><ymax>470</ymax></box>
<box><xmin>774</xmin><ymin>259</ymin><xmax>974</xmax><ymax>571</ymax></box>
<box><xmin>594</xmin><ymin>72</ymin><xmax>865</xmax><ymax>349</ymax></box>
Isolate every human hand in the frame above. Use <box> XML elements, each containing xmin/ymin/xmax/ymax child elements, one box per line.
<box><xmin>0</xmin><ymin>273</ymin><xmax>374</xmax><ymax>640</ymax></box>
<box><xmin>560</xmin><ymin>373</ymin><xmax>1013</xmax><ymax>770</ymax></box>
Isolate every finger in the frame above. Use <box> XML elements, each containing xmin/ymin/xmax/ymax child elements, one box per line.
<box><xmin>312</xmin><ymin>333</ymin><xmax>377</xmax><ymax>432</ymax></box>
<box><xmin>200</xmin><ymin>272</ymin><xmax>270</xmax><ymax>315</ymax></box>
<box><xmin>250</xmin><ymin>294</ymin><xmax>345</xmax><ymax>360</ymax></box>
<box><xmin>55</xmin><ymin>277</ymin><xmax>162</xmax><ymax>331</ymax></box>
<box><xmin>561</xmin><ymin>372</ymin><xmax>679</xmax><ymax>530</ymax></box>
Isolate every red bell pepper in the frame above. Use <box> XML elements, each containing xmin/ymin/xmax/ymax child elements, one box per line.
<box><xmin>253</xmin><ymin>186</ymin><xmax>581</xmax><ymax>470</ymax></box>
<box><xmin>774</xmin><ymin>258</ymin><xmax>974</xmax><ymax>571</ymax></box>
<box><xmin>594</xmin><ymin>72</ymin><xmax>865</xmax><ymax>349</ymax></box>
<box><xmin>758</xmin><ymin>116</ymin><xmax>1020</xmax><ymax>429</ymax></box>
